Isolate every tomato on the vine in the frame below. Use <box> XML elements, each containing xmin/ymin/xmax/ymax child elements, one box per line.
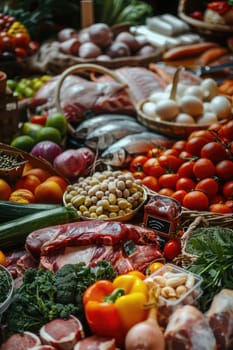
<box><xmin>158</xmin><ymin>173</ymin><xmax>179</xmax><ymax>190</ymax></box>
<box><xmin>171</xmin><ymin>189</ymin><xmax>187</xmax><ymax>205</ymax></box>
<box><xmin>158</xmin><ymin>154</ymin><xmax>183</xmax><ymax>172</ymax></box>
<box><xmin>176</xmin><ymin>177</ymin><xmax>196</xmax><ymax>192</ymax></box>
<box><xmin>215</xmin><ymin>160</ymin><xmax>233</xmax><ymax>181</ymax></box>
<box><xmin>142</xmin><ymin>176</ymin><xmax>159</xmax><ymax>192</ymax></box>
<box><xmin>222</xmin><ymin>180</ymin><xmax>233</xmax><ymax>199</ymax></box>
<box><xmin>183</xmin><ymin>190</ymin><xmax>209</xmax><ymax>211</ymax></box>
<box><xmin>195</xmin><ymin>177</ymin><xmax>219</xmax><ymax>199</ymax></box>
<box><xmin>163</xmin><ymin>239</ymin><xmax>181</xmax><ymax>260</ymax></box>
<box><xmin>185</xmin><ymin>136</ymin><xmax>209</xmax><ymax>156</ymax></box>
<box><xmin>200</xmin><ymin>141</ymin><xmax>229</xmax><ymax>164</ymax></box>
<box><xmin>193</xmin><ymin>158</ymin><xmax>216</xmax><ymax>180</ymax></box>
<box><xmin>209</xmin><ymin>203</ymin><xmax>232</xmax><ymax>214</ymax></box>
<box><xmin>129</xmin><ymin>155</ymin><xmax>148</xmax><ymax>173</ymax></box>
<box><xmin>172</xmin><ymin>140</ymin><xmax>187</xmax><ymax>153</ymax></box>
<box><xmin>178</xmin><ymin>161</ymin><xmax>195</xmax><ymax>179</ymax></box>
<box><xmin>143</xmin><ymin>158</ymin><xmax>164</xmax><ymax>177</ymax></box>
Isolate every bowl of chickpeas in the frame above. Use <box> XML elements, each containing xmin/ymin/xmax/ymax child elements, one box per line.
<box><xmin>63</xmin><ymin>170</ymin><xmax>147</xmax><ymax>222</ymax></box>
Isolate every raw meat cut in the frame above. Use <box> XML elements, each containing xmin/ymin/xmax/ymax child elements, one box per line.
<box><xmin>31</xmin><ymin>346</ymin><xmax>57</xmax><ymax>350</ymax></box>
<box><xmin>74</xmin><ymin>335</ymin><xmax>116</xmax><ymax>350</ymax></box>
<box><xmin>0</xmin><ymin>331</ymin><xmax>41</xmax><ymax>350</ymax></box>
<box><xmin>164</xmin><ymin>305</ymin><xmax>216</xmax><ymax>350</ymax></box>
<box><xmin>39</xmin><ymin>315</ymin><xmax>85</xmax><ymax>350</ymax></box>
<box><xmin>207</xmin><ymin>289</ymin><xmax>233</xmax><ymax>350</ymax></box>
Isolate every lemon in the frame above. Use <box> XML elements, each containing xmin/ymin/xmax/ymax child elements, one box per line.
<box><xmin>36</xmin><ymin>126</ymin><xmax>62</xmax><ymax>144</ymax></box>
<box><xmin>11</xmin><ymin>135</ymin><xmax>35</xmax><ymax>151</ymax></box>
<box><xmin>45</xmin><ymin>112</ymin><xmax>68</xmax><ymax>136</ymax></box>
<box><xmin>23</xmin><ymin>122</ymin><xmax>43</xmax><ymax>138</ymax></box>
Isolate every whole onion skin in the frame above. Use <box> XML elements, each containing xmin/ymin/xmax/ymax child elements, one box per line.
<box><xmin>53</xmin><ymin>148</ymin><xmax>94</xmax><ymax>180</ymax></box>
<box><xmin>30</xmin><ymin>141</ymin><xmax>63</xmax><ymax>164</ymax></box>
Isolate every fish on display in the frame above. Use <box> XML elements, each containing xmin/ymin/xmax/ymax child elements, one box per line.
<box><xmin>74</xmin><ymin>114</ymin><xmax>136</xmax><ymax>140</ymax></box>
<box><xmin>85</xmin><ymin>120</ymin><xmax>147</xmax><ymax>150</ymax></box>
<box><xmin>100</xmin><ymin>132</ymin><xmax>175</xmax><ymax>167</ymax></box>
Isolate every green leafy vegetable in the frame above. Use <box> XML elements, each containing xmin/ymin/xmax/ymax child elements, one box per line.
<box><xmin>0</xmin><ymin>268</ymin><xmax>12</xmax><ymax>304</ymax></box>
<box><xmin>4</xmin><ymin>261</ymin><xmax>117</xmax><ymax>336</ymax></box>
<box><xmin>186</xmin><ymin>226</ymin><xmax>233</xmax><ymax>312</ymax></box>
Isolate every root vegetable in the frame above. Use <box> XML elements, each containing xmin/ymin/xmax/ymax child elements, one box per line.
<box><xmin>115</xmin><ymin>31</ymin><xmax>140</xmax><ymax>52</ymax></box>
<box><xmin>125</xmin><ymin>288</ymin><xmax>165</xmax><ymax>350</ymax></box>
<box><xmin>59</xmin><ymin>38</ymin><xmax>81</xmax><ymax>55</ymax></box>
<box><xmin>78</xmin><ymin>42</ymin><xmax>102</xmax><ymax>59</ymax></box>
<box><xmin>88</xmin><ymin>23</ymin><xmax>113</xmax><ymax>48</ymax></box>
<box><xmin>106</xmin><ymin>41</ymin><xmax>131</xmax><ymax>58</ymax></box>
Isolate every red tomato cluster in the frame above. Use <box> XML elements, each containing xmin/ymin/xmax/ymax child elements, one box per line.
<box><xmin>129</xmin><ymin>120</ymin><xmax>233</xmax><ymax>214</ymax></box>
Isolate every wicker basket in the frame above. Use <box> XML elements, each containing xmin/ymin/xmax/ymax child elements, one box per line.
<box><xmin>178</xmin><ymin>0</ymin><xmax>233</xmax><ymax>40</ymax></box>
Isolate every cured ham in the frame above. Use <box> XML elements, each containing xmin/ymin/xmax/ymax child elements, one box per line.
<box><xmin>74</xmin><ymin>335</ymin><xmax>116</xmax><ymax>350</ymax></box>
<box><xmin>0</xmin><ymin>332</ymin><xmax>41</xmax><ymax>350</ymax></box>
<box><xmin>206</xmin><ymin>289</ymin><xmax>233</xmax><ymax>350</ymax></box>
<box><xmin>164</xmin><ymin>305</ymin><xmax>217</xmax><ymax>350</ymax></box>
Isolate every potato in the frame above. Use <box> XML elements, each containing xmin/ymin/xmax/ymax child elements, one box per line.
<box><xmin>136</xmin><ymin>45</ymin><xmax>158</xmax><ymax>56</ymax></box>
<box><xmin>57</xmin><ymin>28</ymin><xmax>79</xmax><ymax>42</ymax></box>
<box><xmin>88</xmin><ymin>23</ymin><xmax>113</xmax><ymax>48</ymax></box>
<box><xmin>78</xmin><ymin>42</ymin><xmax>102</xmax><ymax>59</ymax></box>
<box><xmin>115</xmin><ymin>31</ymin><xmax>140</xmax><ymax>52</ymax></box>
<box><xmin>106</xmin><ymin>41</ymin><xmax>131</xmax><ymax>58</ymax></box>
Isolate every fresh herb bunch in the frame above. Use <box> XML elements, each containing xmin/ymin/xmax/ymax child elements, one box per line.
<box><xmin>186</xmin><ymin>226</ymin><xmax>233</xmax><ymax>312</ymax></box>
<box><xmin>0</xmin><ymin>268</ymin><xmax>12</xmax><ymax>304</ymax></box>
<box><xmin>4</xmin><ymin>261</ymin><xmax>117</xmax><ymax>336</ymax></box>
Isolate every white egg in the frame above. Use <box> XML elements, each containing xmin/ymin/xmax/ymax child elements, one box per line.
<box><xmin>179</xmin><ymin>95</ymin><xmax>203</xmax><ymax>116</ymax></box>
<box><xmin>175</xmin><ymin>113</ymin><xmax>195</xmax><ymax>124</ymax></box>
<box><xmin>197</xmin><ymin>112</ymin><xmax>218</xmax><ymax>125</ymax></box>
<box><xmin>165</xmin><ymin>82</ymin><xmax>187</xmax><ymax>99</ymax></box>
<box><xmin>184</xmin><ymin>86</ymin><xmax>204</xmax><ymax>100</ymax></box>
<box><xmin>155</xmin><ymin>99</ymin><xmax>180</xmax><ymax>121</ymax></box>
<box><xmin>149</xmin><ymin>91</ymin><xmax>170</xmax><ymax>103</ymax></box>
<box><xmin>203</xmin><ymin>102</ymin><xmax>214</xmax><ymax>113</ymax></box>
<box><xmin>142</xmin><ymin>101</ymin><xmax>157</xmax><ymax>118</ymax></box>
<box><xmin>201</xmin><ymin>78</ymin><xmax>218</xmax><ymax>101</ymax></box>
<box><xmin>210</xmin><ymin>95</ymin><xmax>232</xmax><ymax>119</ymax></box>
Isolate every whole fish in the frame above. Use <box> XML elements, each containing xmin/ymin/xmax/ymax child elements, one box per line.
<box><xmin>85</xmin><ymin>120</ymin><xmax>147</xmax><ymax>150</ymax></box>
<box><xmin>74</xmin><ymin>113</ymin><xmax>136</xmax><ymax>140</ymax></box>
<box><xmin>100</xmin><ymin>132</ymin><xmax>175</xmax><ymax>167</ymax></box>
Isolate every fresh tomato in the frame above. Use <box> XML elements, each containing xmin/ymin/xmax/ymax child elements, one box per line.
<box><xmin>209</xmin><ymin>203</ymin><xmax>232</xmax><ymax>214</ymax></box>
<box><xmin>225</xmin><ymin>200</ymin><xmax>233</xmax><ymax>209</ymax></box>
<box><xmin>218</xmin><ymin>120</ymin><xmax>233</xmax><ymax>141</ymax></box>
<box><xmin>222</xmin><ymin>180</ymin><xmax>233</xmax><ymax>199</ymax></box>
<box><xmin>178</xmin><ymin>160</ymin><xmax>195</xmax><ymax>179</ymax></box>
<box><xmin>185</xmin><ymin>136</ymin><xmax>209</xmax><ymax>156</ymax></box>
<box><xmin>163</xmin><ymin>240</ymin><xmax>181</xmax><ymax>260</ymax></box>
<box><xmin>188</xmin><ymin>130</ymin><xmax>215</xmax><ymax>142</ymax></box>
<box><xmin>146</xmin><ymin>261</ymin><xmax>164</xmax><ymax>275</ymax></box>
<box><xmin>143</xmin><ymin>158</ymin><xmax>164</xmax><ymax>177</ymax></box>
<box><xmin>133</xmin><ymin>171</ymin><xmax>146</xmax><ymax>180</ymax></box>
<box><xmin>129</xmin><ymin>155</ymin><xmax>148</xmax><ymax>173</ymax></box>
<box><xmin>171</xmin><ymin>189</ymin><xmax>187</xmax><ymax>205</ymax></box>
<box><xmin>147</xmin><ymin>147</ymin><xmax>164</xmax><ymax>158</ymax></box>
<box><xmin>158</xmin><ymin>188</ymin><xmax>174</xmax><ymax>197</ymax></box>
<box><xmin>30</xmin><ymin>115</ymin><xmax>47</xmax><ymax>125</ymax></box>
<box><xmin>158</xmin><ymin>173</ymin><xmax>179</xmax><ymax>190</ymax></box>
<box><xmin>190</xmin><ymin>10</ymin><xmax>203</xmax><ymax>20</ymax></box>
<box><xmin>162</xmin><ymin>148</ymin><xmax>180</xmax><ymax>157</ymax></box>
<box><xmin>14</xmin><ymin>47</ymin><xmax>28</xmax><ymax>58</ymax></box>
<box><xmin>195</xmin><ymin>178</ymin><xmax>219</xmax><ymax>199</ymax></box>
<box><xmin>193</xmin><ymin>158</ymin><xmax>216</xmax><ymax>180</ymax></box>
<box><xmin>12</xmin><ymin>32</ymin><xmax>30</xmax><ymax>48</ymax></box>
<box><xmin>216</xmin><ymin>160</ymin><xmax>233</xmax><ymax>181</ymax></box>
<box><xmin>176</xmin><ymin>177</ymin><xmax>196</xmax><ymax>193</ymax></box>
<box><xmin>200</xmin><ymin>141</ymin><xmax>229</xmax><ymax>164</ymax></box>
<box><xmin>142</xmin><ymin>175</ymin><xmax>159</xmax><ymax>192</ymax></box>
<box><xmin>183</xmin><ymin>190</ymin><xmax>209</xmax><ymax>211</ymax></box>
<box><xmin>210</xmin><ymin>194</ymin><xmax>224</xmax><ymax>204</ymax></box>
<box><xmin>207</xmin><ymin>1</ymin><xmax>230</xmax><ymax>15</ymax></box>
<box><xmin>172</xmin><ymin>140</ymin><xmax>187</xmax><ymax>153</ymax></box>
<box><xmin>158</xmin><ymin>154</ymin><xmax>182</xmax><ymax>172</ymax></box>
<box><xmin>179</xmin><ymin>150</ymin><xmax>193</xmax><ymax>160</ymax></box>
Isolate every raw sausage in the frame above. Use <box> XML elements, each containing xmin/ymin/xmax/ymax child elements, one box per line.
<box><xmin>163</xmin><ymin>42</ymin><xmax>219</xmax><ymax>61</ymax></box>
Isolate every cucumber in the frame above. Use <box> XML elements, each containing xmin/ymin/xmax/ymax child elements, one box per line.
<box><xmin>0</xmin><ymin>206</ymin><xmax>80</xmax><ymax>250</ymax></box>
<box><xmin>0</xmin><ymin>200</ymin><xmax>60</xmax><ymax>222</ymax></box>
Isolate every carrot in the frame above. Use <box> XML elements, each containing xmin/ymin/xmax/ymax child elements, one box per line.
<box><xmin>197</xmin><ymin>47</ymin><xmax>229</xmax><ymax>66</ymax></box>
<box><xmin>162</xmin><ymin>42</ymin><xmax>219</xmax><ymax>61</ymax></box>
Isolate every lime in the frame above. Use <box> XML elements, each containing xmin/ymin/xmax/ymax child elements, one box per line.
<box><xmin>11</xmin><ymin>135</ymin><xmax>35</xmax><ymax>152</ymax></box>
<box><xmin>36</xmin><ymin>126</ymin><xmax>62</xmax><ymax>144</ymax></box>
<box><xmin>23</xmin><ymin>122</ymin><xmax>43</xmax><ymax>138</ymax></box>
<box><xmin>45</xmin><ymin>112</ymin><xmax>68</xmax><ymax>136</ymax></box>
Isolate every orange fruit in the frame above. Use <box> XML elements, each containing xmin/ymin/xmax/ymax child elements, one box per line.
<box><xmin>0</xmin><ymin>179</ymin><xmax>12</xmax><ymax>200</ymax></box>
<box><xmin>9</xmin><ymin>189</ymin><xmax>35</xmax><ymax>203</ymax></box>
<box><xmin>25</xmin><ymin>168</ymin><xmax>51</xmax><ymax>182</ymax></box>
<box><xmin>0</xmin><ymin>250</ymin><xmax>6</xmax><ymax>266</ymax></box>
<box><xmin>34</xmin><ymin>180</ymin><xmax>63</xmax><ymax>204</ymax></box>
<box><xmin>45</xmin><ymin>176</ymin><xmax>68</xmax><ymax>192</ymax></box>
<box><xmin>23</xmin><ymin>162</ymin><xmax>33</xmax><ymax>175</ymax></box>
<box><xmin>14</xmin><ymin>174</ymin><xmax>41</xmax><ymax>193</ymax></box>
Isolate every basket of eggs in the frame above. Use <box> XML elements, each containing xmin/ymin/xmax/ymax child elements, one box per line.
<box><xmin>178</xmin><ymin>0</ymin><xmax>233</xmax><ymax>40</ymax></box>
<box><xmin>136</xmin><ymin>67</ymin><xmax>233</xmax><ymax>139</ymax></box>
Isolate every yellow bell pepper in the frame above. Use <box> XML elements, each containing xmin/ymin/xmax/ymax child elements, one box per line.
<box><xmin>83</xmin><ymin>273</ymin><xmax>149</xmax><ymax>347</ymax></box>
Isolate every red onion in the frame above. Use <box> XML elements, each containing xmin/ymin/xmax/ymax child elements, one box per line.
<box><xmin>30</xmin><ymin>141</ymin><xmax>63</xmax><ymax>164</ymax></box>
<box><xmin>53</xmin><ymin>148</ymin><xmax>95</xmax><ymax>180</ymax></box>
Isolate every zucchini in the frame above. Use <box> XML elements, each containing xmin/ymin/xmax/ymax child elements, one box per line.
<box><xmin>0</xmin><ymin>206</ymin><xmax>80</xmax><ymax>250</ymax></box>
<box><xmin>0</xmin><ymin>200</ymin><xmax>60</xmax><ymax>222</ymax></box>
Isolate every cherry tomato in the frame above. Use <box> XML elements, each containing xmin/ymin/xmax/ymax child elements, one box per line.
<box><xmin>183</xmin><ymin>190</ymin><xmax>209</xmax><ymax>211</ymax></box>
<box><xmin>178</xmin><ymin>160</ymin><xmax>195</xmax><ymax>179</ymax></box>
<box><xmin>172</xmin><ymin>140</ymin><xmax>187</xmax><ymax>153</ymax></box>
<box><xmin>147</xmin><ymin>147</ymin><xmax>164</xmax><ymax>158</ymax></box>
<box><xmin>130</xmin><ymin>155</ymin><xmax>148</xmax><ymax>173</ymax></box>
<box><xmin>209</xmin><ymin>203</ymin><xmax>232</xmax><ymax>214</ymax></box>
<box><xmin>158</xmin><ymin>188</ymin><xmax>174</xmax><ymax>197</ymax></box>
<box><xmin>162</xmin><ymin>148</ymin><xmax>180</xmax><ymax>157</ymax></box>
<box><xmin>142</xmin><ymin>176</ymin><xmax>159</xmax><ymax>192</ymax></box>
<box><xmin>200</xmin><ymin>141</ymin><xmax>229</xmax><ymax>164</ymax></box>
<box><xmin>12</xmin><ymin>32</ymin><xmax>30</xmax><ymax>48</ymax></box>
<box><xmin>171</xmin><ymin>189</ymin><xmax>187</xmax><ymax>205</ymax></box>
<box><xmin>185</xmin><ymin>136</ymin><xmax>209</xmax><ymax>156</ymax></box>
<box><xmin>158</xmin><ymin>173</ymin><xmax>179</xmax><ymax>190</ymax></box>
<box><xmin>195</xmin><ymin>178</ymin><xmax>219</xmax><ymax>199</ymax></box>
<box><xmin>225</xmin><ymin>200</ymin><xmax>233</xmax><ymax>209</ymax></box>
<box><xmin>216</xmin><ymin>160</ymin><xmax>233</xmax><ymax>181</ymax></box>
<box><xmin>222</xmin><ymin>180</ymin><xmax>233</xmax><ymax>199</ymax></box>
<box><xmin>179</xmin><ymin>150</ymin><xmax>193</xmax><ymax>160</ymax></box>
<box><xmin>188</xmin><ymin>130</ymin><xmax>215</xmax><ymax>142</ymax></box>
<box><xmin>146</xmin><ymin>261</ymin><xmax>164</xmax><ymax>275</ymax></box>
<box><xmin>218</xmin><ymin>120</ymin><xmax>233</xmax><ymax>141</ymax></box>
<box><xmin>190</xmin><ymin>10</ymin><xmax>203</xmax><ymax>20</ymax></box>
<box><xmin>30</xmin><ymin>115</ymin><xmax>47</xmax><ymax>125</ymax></box>
<box><xmin>176</xmin><ymin>177</ymin><xmax>196</xmax><ymax>192</ymax></box>
<box><xmin>163</xmin><ymin>240</ymin><xmax>181</xmax><ymax>260</ymax></box>
<box><xmin>210</xmin><ymin>194</ymin><xmax>224</xmax><ymax>204</ymax></box>
<box><xmin>143</xmin><ymin>158</ymin><xmax>164</xmax><ymax>177</ymax></box>
<box><xmin>133</xmin><ymin>171</ymin><xmax>145</xmax><ymax>180</ymax></box>
<box><xmin>14</xmin><ymin>47</ymin><xmax>28</xmax><ymax>58</ymax></box>
<box><xmin>193</xmin><ymin>158</ymin><xmax>216</xmax><ymax>180</ymax></box>
<box><xmin>158</xmin><ymin>154</ymin><xmax>182</xmax><ymax>172</ymax></box>
<box><xmin>0</xmin><ymin>34</ymin><xmax>13</xmax><ymax>51</ymax></box>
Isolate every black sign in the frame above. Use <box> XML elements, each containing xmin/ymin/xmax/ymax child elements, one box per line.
<box><xmin>145</xmin><ymin>215</ymin><xmax>171</xmax><ymax>235</ymax></box>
